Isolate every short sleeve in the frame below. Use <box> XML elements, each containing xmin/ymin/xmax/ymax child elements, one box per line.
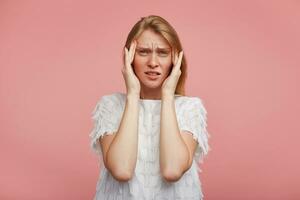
<box><xmin>89</xmin><ymin>94</ymin><xmax>123</xmax><ymax>156</ymax></box>
<box><xmin>178</xmin><ymin>97</ymin><xmax>211</xmax><ymax>165</ymax></box>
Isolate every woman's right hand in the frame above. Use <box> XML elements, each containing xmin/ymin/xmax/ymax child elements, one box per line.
<box><xmin>122</xmin><ymin>40</ymin><xmax>141</xmax><ymax>97</ymax></box>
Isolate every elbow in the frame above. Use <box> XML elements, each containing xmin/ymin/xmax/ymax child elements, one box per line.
<box><xmin>161</xmin><ymin>158</ymin><xmax>190</xmax><ymax>182</ymax></box>
<box><xmin>105</xmin><ymin>157</ymin><xmax>134</xmax><ymax>182</ymax></box>
<box><xmin>109</xmin><ymin>168</ymin><xmax>133</xmax><ymax>182</ymax></box>
<box><xmin>161</xmin><ymin>169</ymin><xmax>183</xmax><ymax>182</ymax></box>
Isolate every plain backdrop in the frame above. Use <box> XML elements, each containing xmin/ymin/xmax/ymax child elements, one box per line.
<box><xmin>1</xmin><ymin>0</ymin><xmax>299</xmax><ymax>199</ymax></box>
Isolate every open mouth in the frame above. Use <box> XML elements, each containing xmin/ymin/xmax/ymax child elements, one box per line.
<box><xmin>145</xmin><ymin>72</ymin><xmax>161</xmax><ymax>75</ymax></box>
<box><xmin>145</xmin><ymin>71</ymin><xmax>161</xmax><ymax>79</ymax></box>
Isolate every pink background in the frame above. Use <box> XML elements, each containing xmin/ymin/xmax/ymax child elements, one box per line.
<box><xmin>1</xmin><ymin>0</ymin><xmax>299</xmax><ymax>199</ymax></box>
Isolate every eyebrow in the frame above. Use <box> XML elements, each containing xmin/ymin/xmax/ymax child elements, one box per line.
<box><xmin>136</xmin><ymin>47</ymin><xmax>171</xmax><ymax>51</ymax></box>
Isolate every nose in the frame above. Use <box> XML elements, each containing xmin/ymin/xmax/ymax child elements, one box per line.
<box><xmin>147</xmin><ymin>53</ymin><xmax>159</xmax><ymax>68</ymax></box>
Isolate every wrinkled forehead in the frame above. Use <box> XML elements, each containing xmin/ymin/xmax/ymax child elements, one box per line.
<box><xmin>137</xmin><ymin>41</ymin><xmax>170</xmax><ymax>49</ymax></box>
<box><xmin>136</xmin><ymin>30</ymin><xmax>171</xmax><ymax>49</ymax></box>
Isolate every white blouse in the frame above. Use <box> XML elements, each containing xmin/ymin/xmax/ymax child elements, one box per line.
<box><xmin>89</xmin><ymin>92</ymin><xmax>210</xmax><ymax>200</ymax></box>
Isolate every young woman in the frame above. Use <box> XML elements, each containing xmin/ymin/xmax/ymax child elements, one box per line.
<box><xmin>90</xmin><ymin>15</ymin><xmax>210</xmax><ymax>200</ymax></box>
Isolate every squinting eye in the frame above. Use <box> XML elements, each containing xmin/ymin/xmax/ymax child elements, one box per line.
<box><xmin>158</xmin><ymin>51</ymin><xmax>169</xmax><ymax>56</ymax></box>
<box><xmin>138</xmin><ymin>50</ymin><xmax>148</xmax><ymax>55</ymax></box>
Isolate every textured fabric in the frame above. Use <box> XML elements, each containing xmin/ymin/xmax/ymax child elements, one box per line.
<box><xmin>89</xmin><ymin>92</ymin><xmax>210</xmax><ymax>200</ymax></box>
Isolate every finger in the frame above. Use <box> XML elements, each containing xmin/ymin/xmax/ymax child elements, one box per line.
<box><xmin>127</xmin><ymin>41</ymin><xmax>133</xmax><ymax>61</ymax></box>
<box><xmin>169</xmin><ymin>51</ymin><xmax>178</xmax><ymax>76</ymax></box>
<box><xmin>125</xmin><ymin>46</ymin><xmax>136</xmax><ymax>73</ymax></box>
<box><xmin>174</xmin><ymin>51</ymin><xmax>179</xmax><ymax>65</ymax></box>
<box><xmin>172</xmin><ymin>48</ymin><xmax>175</xmax><ymax>65</ymax></box>
<box><xmin>129</xmin><ymin>40</ymin><xmax>137</xmax><ymax>60</ymax></box>
<box><xmin>130</xmin><ymin>40</ymin><xmax>137</xmax><ymax>63</ymax></box>
<box><xmin>124</xmin><ymin>47</ymin><xmax>129</xmax><ymax>66</ymax></box>
<box><xmin>175</xmin><ymin>51</ymin><xmax>183</xmax><ymax>70</ymax></box>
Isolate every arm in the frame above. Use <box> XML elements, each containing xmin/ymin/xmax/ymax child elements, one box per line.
<box><xmin>102</xmin><ymin>41</ymin><xmax>140</xmax><ymax>182</ymax></box>
<box><xmin>104</xmin><ymin>94</ymin><xmax>139</xmax><ymax>181</ymax></box>
<box><xmin>159</xmin><ymin>95</ymin><xmax>198</xmax><ymax>182</ymax></box>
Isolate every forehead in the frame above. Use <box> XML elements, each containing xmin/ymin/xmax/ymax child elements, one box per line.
<box><xmin>136</xmin><ymin>29</ymin><xmax>171</xmax><ymax>48</ymax></box>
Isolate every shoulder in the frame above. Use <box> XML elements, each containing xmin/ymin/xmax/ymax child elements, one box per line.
<box><xmin>100</xmin><ymin>91</ymin><xmax>122</xmax><ymax>100</ymax></box>
<box><xmin>176</xmin><ymin>95</ymin><xmax>205</xmax><ymax>108</ymax></box>
<box><xmin>176</xmin><ymin>95</ymin><xmax>208</xmax><ymax>118</ymax></box>
<box><xmin>97</xmin><ymin>92</ymin><xmax>124</xmax><ymax>104</ymax></box>
<box><xmin>93</xmin><ymin>92</ymin><xmax>125</xmax><ymax>113</ymax></box>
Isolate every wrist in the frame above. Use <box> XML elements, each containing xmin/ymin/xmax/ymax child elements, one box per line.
<box><xmin>126</xmin><ymin>93</ymin><xmax>140</xmax><ymax>101</ymax></box>
<box><xmin>162</xmin><ymin>94</ymin><xmax>174</xmax><ymax>101</ymax></box>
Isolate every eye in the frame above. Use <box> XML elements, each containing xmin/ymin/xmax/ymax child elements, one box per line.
<box><xmin>158</xmin><ymin>51</ymin><xmax>169</xmax><ymax>56</ymax></box>
<box><xmin>138</xmin><ymin>50</ymin><xmax>148</xmax><ymax>56</ymax></box>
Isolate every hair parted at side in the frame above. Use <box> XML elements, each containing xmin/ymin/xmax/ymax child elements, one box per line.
<box><xmin>123</xmin><ymin>15</ymin><xmax>187</xmax><ymax>96</ymax></box>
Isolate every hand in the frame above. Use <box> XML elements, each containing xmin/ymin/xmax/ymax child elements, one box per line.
<box><xmin>122</xmin><ymin>40</ymin><xmax>141</xmax><ymax>97</ymax></box>
<box><xmin>161</xmin><ymin>50</ymin><xmax>183</xmax><ymax>97</ymax></box>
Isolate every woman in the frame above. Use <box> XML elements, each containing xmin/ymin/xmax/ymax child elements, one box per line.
<box><xmin>90</xmin><ymin>15</ymin><xmax>210</xmax><ymax>200</ymax></box>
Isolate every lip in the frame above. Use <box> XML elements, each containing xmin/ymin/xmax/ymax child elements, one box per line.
<box><xmin>145</xmin><ymin>72</ymin><xmax>161</xmax><ymax>80</ymax></box>
<box><xmin>145</xmin><ymin>71</ymin><xmax>161</xmax><ymax>75</ymax></box>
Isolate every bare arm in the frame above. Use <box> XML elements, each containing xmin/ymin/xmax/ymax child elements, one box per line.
<box><xmin>103</xmin><ymin>94</ymin><xmax>139</xmax><ymax>181</ymax></box>
<box><xmin>101</xmin><ymin>41</ymin><xmax>140</xmax><ymax>182</ymax></box>
<box><xmin>159</xmin><ymin>95</ymin><xmax>198</xmax><ymax>182</ymax></box>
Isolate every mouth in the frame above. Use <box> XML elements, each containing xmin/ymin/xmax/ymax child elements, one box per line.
<box><xmin>145</xmin><ymin>71</ymin><xmax>161</xmax><ymax>75</ymax></box>
<box><xmin>145</xmin><ymin>71</ymin><xmax>161</xmax><ymax>79</ymax></box>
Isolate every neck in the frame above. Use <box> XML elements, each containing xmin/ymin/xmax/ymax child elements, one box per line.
<box><xmin>140</xmin><ymin>87</ymin><xmax>162</xmax><ymax>100</ymax></box>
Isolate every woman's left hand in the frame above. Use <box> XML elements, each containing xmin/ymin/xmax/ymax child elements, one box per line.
<box><xmin>161</xmin><ymin>50</ymin><xmax>183</xmax><ymax>97</ymax></box>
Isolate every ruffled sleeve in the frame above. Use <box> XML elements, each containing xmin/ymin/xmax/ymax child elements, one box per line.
<box><xmin>178</xmin><ymin>97</ymin><xmax>211</xmax><ymax>165</ymax></box>
<box><xmin>89</xmin><ymin>94</ymin><xmax>124</xmax><ymax>156</ymax></box>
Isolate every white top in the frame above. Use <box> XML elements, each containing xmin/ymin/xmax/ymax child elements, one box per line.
<box><xmin>89</xmin><ymin>92</ymin><xmax>210</xmax><ymax>200</ymax></box>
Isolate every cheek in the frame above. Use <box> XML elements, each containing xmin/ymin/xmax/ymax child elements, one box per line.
<box><xmin>132</xmin><ymin>57</ymin><xmax>145</xmax><ymax>75</ymax></box>
<box><xmin>133</xmin><ymin>56</ymin><xmax>145</xmax><ymax>69</ymax></box>
<box><xmin>161</xmin><ymin>59</ymin><xmax>173</xmax><ymax>74</ymax></box>
<box><xmin>160</xmin><ymin>56</ymin><xmax>172</xmax><ymax>66</ymax></box>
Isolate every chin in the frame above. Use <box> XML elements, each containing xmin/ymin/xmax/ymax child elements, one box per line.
<box><xmin>141</xmin><ymin>80</ymin><xmax>162</xmax><ymax>89</ymax></box>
